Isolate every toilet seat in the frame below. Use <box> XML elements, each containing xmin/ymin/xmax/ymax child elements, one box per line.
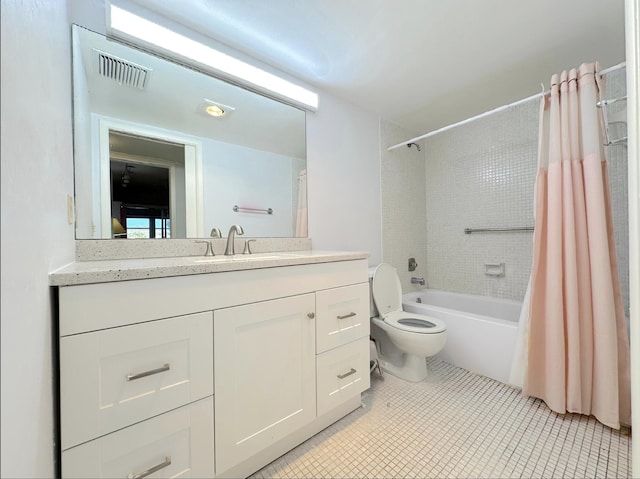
<box><xmin>372</xmin><ymin>263</ymin><xmax>446</xmax><ymax>335</ymax></box>
<box><xmin>383</xmin><ymin>311</ymin><xmax>446</xmax><ymax>334</ymax></box>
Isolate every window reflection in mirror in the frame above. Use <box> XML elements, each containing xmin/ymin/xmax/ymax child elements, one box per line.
<box><xmin>72</xmin><ymin>25</ymin><xmax>307</xmax><ymax>240</ymax></box>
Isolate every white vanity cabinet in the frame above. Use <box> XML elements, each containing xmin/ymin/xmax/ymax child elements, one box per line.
<box><xmin>55</xmin><ymin>256</ymin><xmax>369</xmax><ymax>479</ymax></box>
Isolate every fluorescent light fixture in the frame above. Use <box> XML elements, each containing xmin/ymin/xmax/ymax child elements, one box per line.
<box><xmin>109</xmin><ymin>4</ymin><xmax>318</xmax><ymax>110</ymax></box>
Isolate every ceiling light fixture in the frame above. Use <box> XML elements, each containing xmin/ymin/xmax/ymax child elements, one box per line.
<box><xmin>199</xmin><ymin>98</ymin><xmax>235</xmax><ymax>118</ymax></box>
<box><xmin>206</xmin><ymin>104</ymin><xmax>225</xmax><ymax>117</ymax></box>
<box><xmin>108</xmin><ymin>4</ymin><xmax>319</xmax><ymax>111</ymax></box>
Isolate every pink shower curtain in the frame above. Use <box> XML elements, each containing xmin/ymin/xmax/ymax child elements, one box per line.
<box><xmin>524</xmin><ymin>63</ymin><xmax>631</xmax><ymax>429</ymax></box>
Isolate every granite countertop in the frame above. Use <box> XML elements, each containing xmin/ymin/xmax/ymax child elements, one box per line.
<box><xmin>49</xmin><ymin>250</ymin><xmax>370</xmax><ymax>286</ymax></box>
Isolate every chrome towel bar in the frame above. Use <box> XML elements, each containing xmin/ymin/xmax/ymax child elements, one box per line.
<box><xmin>233</xmin><ymin>205</ymin><xmax>273</xmax><ymax>215</ymax></box>
<box><xmin>464</xmin><ymin>227</ymin><xmax>534</xmax><ymax>234</ymax></box>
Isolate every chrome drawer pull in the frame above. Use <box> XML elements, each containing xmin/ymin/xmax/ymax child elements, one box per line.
<box><xmin>129</xmin><ymin>456</ymin><xmax>171</xmax><ymax>479</ymax></box>
<box><xmin>336</xmin><ymin>312</ymin><xmax>356</xmax><ymax>320</ymax></box>
<box><xmin>337</xmin><ymin>368</ymin><xmax>357</xmax><ymax>379</ymax></box>
<box><xmin>126</xmin><ymin>363</ymin><xmax>170</xmax><ymax>381</ymax></box>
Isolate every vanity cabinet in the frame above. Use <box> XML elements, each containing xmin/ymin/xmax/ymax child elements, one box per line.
<box><xmin>55</xmin><ymin>257</ymin><xmax>370</xmax><ymax>478</ymax></box>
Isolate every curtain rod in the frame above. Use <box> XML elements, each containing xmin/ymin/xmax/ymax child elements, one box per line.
<box><xmin>387</xmin><ymin>61</ymin><xmax>627</xmax><ymax>151</ymax></box>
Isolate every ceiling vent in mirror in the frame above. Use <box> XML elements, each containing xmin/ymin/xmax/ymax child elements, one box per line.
<box><xmin>94</xmin><ymin>49</ymin><xmax>151</xmax><ymax>89</ymax></box>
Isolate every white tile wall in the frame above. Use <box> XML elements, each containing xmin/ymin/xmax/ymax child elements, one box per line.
<box><xmin>601</xmin><ymin>68</ymin><xmax>630</xmax><ymax>320</ymax></box>
<box><xmin>379</xmin><ymin>121</ymin><xmax>427</xmax><ymax>291</ymax></box>
<box><xmin>423</xmin><ymin>100</ymin><xmax>539</xmax><ymax>301</ymax></box>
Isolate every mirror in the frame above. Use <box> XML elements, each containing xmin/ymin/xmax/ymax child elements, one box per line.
<box><xmin>72</xmin><ymin>25</ymin><xmax>307</xmax><ymax>239</ymax></box>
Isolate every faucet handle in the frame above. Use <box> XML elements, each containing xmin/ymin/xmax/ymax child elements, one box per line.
<box><xmin>243</xmin><ymin>239</ymin><xmax>256</xmax><ymax>254</ymax></box>
<box><xmin>196</xmin><ymin>240</ymin><xmax>215</xmax><ymax>257</ymax></box>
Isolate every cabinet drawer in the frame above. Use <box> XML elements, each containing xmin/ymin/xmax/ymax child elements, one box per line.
<box><xmin>316</xmin><ymin>283</ymin><xmax>370</xmax><ymax>353</ymax></box>
<box><xmin>316</xmin><ymin>336</ymin><xmax>370</xmax><ymax>417</ymax></box>
<box><xmin>61</xmin><ymin>396</ymin><xmax>215</xmax><ymax>479</ymax></box>
<box><xmin>60</xmin><ymin>311</ymin><xmax>213</xmax><ymax>450</ymax></box>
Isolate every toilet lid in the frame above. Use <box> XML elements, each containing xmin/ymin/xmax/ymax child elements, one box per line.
<box><xmin>371</xmin><ymin>263</ymin><xmax>403</xmax><ymax>317</ymax></box>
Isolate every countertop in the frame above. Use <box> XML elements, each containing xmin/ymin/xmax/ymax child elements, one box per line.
<box><xmin>49</xmin><ymin>250</ymin><xmax>370</xmax><ymax>286</ymax></box>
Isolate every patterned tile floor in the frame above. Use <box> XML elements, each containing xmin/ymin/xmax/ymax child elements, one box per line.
<box><xmin>252</xmin><ymin>359</ymin><xmax>632</xmax><ymax>479</ymax></box>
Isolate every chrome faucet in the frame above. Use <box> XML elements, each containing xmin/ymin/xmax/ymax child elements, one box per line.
<box><xmin>411</xmin><ymin>276</ymin><xmax>426</xmax><ymax>286</ymax></box>
<box><xmin>224</xmin><ymin>224</ymin><xmax>244</xmax><ymax>255</ymax></box>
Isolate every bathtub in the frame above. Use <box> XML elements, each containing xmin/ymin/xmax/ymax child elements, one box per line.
<box><xmin>402</xmin><ymin>289</ymin><xmax>522</xmax><ymax>385</ymax></box>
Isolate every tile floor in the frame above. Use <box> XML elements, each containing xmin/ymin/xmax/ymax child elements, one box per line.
<box><xmin>252</xmin><ymin>359</ymin><xmax>632</xmax><ymax>479</ymax></box>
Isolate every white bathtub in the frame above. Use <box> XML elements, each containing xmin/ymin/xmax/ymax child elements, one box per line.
<box><xmin>402</xmin><ymin>289</ymin><xmax>521</xmax><ymax>385</ymax></box>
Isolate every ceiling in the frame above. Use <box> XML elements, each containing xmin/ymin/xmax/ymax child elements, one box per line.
<box><xmin>127</xmin><ymin>0</ymin><xmax>627</xmax><ymax>136</ymax></box>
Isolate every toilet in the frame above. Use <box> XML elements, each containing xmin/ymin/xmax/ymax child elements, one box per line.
<box><xmin>369</xmin><ymin>263</ymin><xmax>447</xmax><ymax>382</ymax></box>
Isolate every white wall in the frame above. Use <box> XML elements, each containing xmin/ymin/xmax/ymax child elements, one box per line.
<box><xmin>0</xmin><ymin>2</ymin><xmax>383</xmax><ymax>477</ymax></box>
<box><xmin>0</xmin><ymin>1</ymin><xmax>76</xmax><ymax>477</ymax></box>
<box><xmin>202</xmin><ymin>138</ymin><xmax>302</xmax><ymax>237</ymax></box>
<box><xmin>306</xmin><ymin>93</ymin><xmax>382</xmax><ymax>264</ymax></box>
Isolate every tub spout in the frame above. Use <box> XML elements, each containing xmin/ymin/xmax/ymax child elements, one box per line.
<box><xmin>411</xmin><ymin>276</ymin><xmax>426</xmax><ymax>286</ymax></box>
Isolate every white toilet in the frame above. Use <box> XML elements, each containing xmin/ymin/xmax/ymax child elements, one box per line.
<box><xmin>370</xmin><ymin>263</ymin><xmax>447</xmax><ymax>382</ymax></box>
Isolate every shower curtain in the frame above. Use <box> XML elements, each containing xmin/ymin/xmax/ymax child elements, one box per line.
<box><xmin>295</xmin><ymin>169</ymin><xmax>308</xmax><ymax>237</ymax></box>
<box><xmin>518</xmin><ymin>63</ymin><xmax>631</xmax><ymax>429</ymax></box>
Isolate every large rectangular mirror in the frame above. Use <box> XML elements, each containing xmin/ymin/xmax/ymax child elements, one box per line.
<box><xmin>72</xmin><ymin>25</ymin><xmax>307</xmax><ymax>239</ymax></box>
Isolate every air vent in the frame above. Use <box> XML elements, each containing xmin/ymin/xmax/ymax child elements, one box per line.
<box><xmin>94</xmin><ymin>49</ymin><xmax>151</xmax><ymax>89</ymax></box>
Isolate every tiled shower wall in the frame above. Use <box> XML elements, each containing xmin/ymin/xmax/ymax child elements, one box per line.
<box><xmin>381</xmin><ymin>67</ymin><xmax>629</xmax><ymax>317</ymax></box>
<box><xmin>423</xmin><ymin>100</ymin><xmax>539</xmax><ymax>301</ymax></box>
<box><xmin>380</xmin><ymin>121</ymin><xmax>427</xmax><ymax>290</ymax></box>
<box><xmin>603</xmin><ymin>68</ymin><xmax>630</xmax><ymax>320</ymax></box>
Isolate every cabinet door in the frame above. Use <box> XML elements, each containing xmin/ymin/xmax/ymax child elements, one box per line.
<box><xmin>214</xmin><ymin>294</ymin><xmax>316</xmax><ymax>475</ymax></box>
<box><xmin>316</xmin><ymin>283</ymin><xmax>370</xmax><ymax>353</ymax></box>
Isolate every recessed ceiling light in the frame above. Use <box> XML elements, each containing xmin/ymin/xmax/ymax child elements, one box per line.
<box><xmin>199</xmin><ymin>99</ymin><xmax>234</xmax><ymax>118</ymax></box>
<box><xmin>108</xmin><ymin>4</ymin><xmax>319</xmax><ymax>111</ymax></box>
<box><xmin>206</xmin><ymin>104</ymin><xmax>225</xmax><ymax>117</ymax></box>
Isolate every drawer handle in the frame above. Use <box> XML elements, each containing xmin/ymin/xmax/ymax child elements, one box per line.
<box><xmin>126</xmin><ymin>363</ymin><xmax>170</xmax><ymax>381</ymax></box>
<box><xmin>336</xmin><ymin>312</ymin><xmax>356</xmax><ymax>320</ymax></box>
<box><xmin>129</xmin><ymin>456</ymin><xmax>171</xmax><ymax>479</ymax></box>
<box><xmin>337</xmin><ymin>368</ymin><xmax>357</xmax><ymax>379</ymax></box>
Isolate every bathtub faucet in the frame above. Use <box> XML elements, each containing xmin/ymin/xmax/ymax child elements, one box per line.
<box><xmin>411</xmin><ymin>276</ymin><xmax>426</xmax><ymax>286</ymax></box>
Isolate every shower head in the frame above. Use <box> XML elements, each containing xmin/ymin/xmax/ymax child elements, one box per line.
<box><xmin>407</xmin><ymin>142</ymin><xmax>422</xmax><ymax>152</ymax></box>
